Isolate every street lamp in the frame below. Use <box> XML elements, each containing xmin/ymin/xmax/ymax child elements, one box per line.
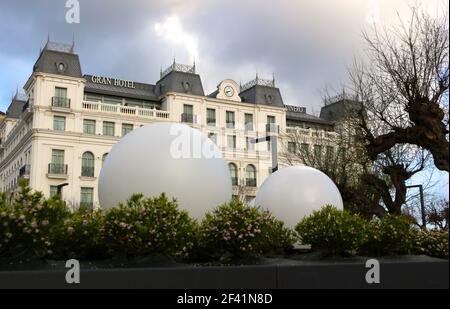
<box><xmin>406</xmin><ymin>184</ymin><xmax>426</xmax><ymax>230</ymax></box>
<box><xmin>251</xmin><ymin>123</ymin><xmax>279</xmax><ymax>173</ymax></box>
<box><xmin>56</xmin><ymin>182</ymin><xmax>69</xmax><ymax>197</ymax></box>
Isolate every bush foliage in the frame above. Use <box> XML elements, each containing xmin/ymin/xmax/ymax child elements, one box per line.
<box><xmin>360</xmin><ymin>215</ymin><xmax>418</xmax><ymax>256</ymax></box>
<box><xmin>1</xmin><ymin>181</ymin><xmax>447</xmax><ymax>263</ymax></box>
<box><xmin>199</xmin><ymin>200</ymin><xmax>296</xmax><ymax>260</ymax></box>
<box><xmin>295</xmin><ymin>205</ymin><xmax>367</xmax><ymax>255</ymax></box>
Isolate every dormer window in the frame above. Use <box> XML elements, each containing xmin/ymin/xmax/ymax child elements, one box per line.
<box><xmin>56</xmin><ymin>62</ymin><xmax>67</xmax><ymax>73</ymax></box>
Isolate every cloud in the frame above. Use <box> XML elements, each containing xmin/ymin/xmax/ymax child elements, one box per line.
<box><xmin>0</xmin><ymin>0</ymin><xmax>448</xmax><ymax>112</ymax></box>
<box><xmin>154</xmin><ymin>15</ymin><xmax>199</xmax><ymax>62</ymax></box>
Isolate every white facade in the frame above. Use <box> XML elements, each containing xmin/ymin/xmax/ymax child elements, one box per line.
<box><xmin>0</xmin><ymin>43</ymin><xmax>339</xmax><ymax>209</ymax></box>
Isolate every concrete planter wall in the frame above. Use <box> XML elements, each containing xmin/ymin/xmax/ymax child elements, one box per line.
<box><xmin>0</xmin><ymin>257</ymin><xmax>448</xmax><ymax>289</ymax></box>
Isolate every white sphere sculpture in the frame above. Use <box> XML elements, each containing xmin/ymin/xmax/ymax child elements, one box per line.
<box><xmin>255</xmin><ymin>166</ymin><xmax>343</xmax><ymax>228</ymax></box>
<box><xmin>98</xmin><ymin>122</ymin><xmax>232</xmax><ymax>219</ymax></box>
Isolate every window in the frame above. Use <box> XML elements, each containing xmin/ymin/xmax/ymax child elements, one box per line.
<box><xmin>246</xmin><ymin>165</ymin><xmax>257</xmax><ymax>187</ymax></box>
<box><xmin>244</xmin><ymin>113</ymin><xmax>253</xmax><ymax>131</ymax></box>
<box><xmin>206</xmin><ymin>108</ymin><xmax>216</xmax><ymax>126</ymax></box>
<box><xmin>103</xmin><ymin>121</ymin><xmax>115</xmax><ymax>136</ymax></box>
<box><xmin>229</xmin><ymin>163</ymin><xmax>238</xmax><ymax>186</ymax></box>
<box><xmin>50</xmin><ymin>149</ymin><xmax>66</xmax><ymax>174</ymax></box>
<box><xmin>300</xmin><ymin>143</ymin><xmax>309</xmax><ymax>154</ymax></box>
<box><xmin>267</xmin><ymin>115</ymin><xmax>277</xmax><ymax>133</ymax></box>
<box><xmin>182</xmin><ymin>104</ymin><xmax>193</xmax><ymax>123</ymax></box>
<box><xmin>246</xmin><ymin>137</ymin><xmax>255</xmax><ymax>151</ymax></box>
<box><xmin>226</xmin><ymin>111</ymin><xmax>235</xmax><ymax>129</ymax></box>
<box><xmin>288</xmin><ymin>142</ymin><xmax>297</xmax><ymax>154</ymax></box>
<box><xmin>80</xmin><ymin>187</ymin><xmax>94</xmax><ymax>209</ymax></box>
<box><xmin>49</xmin><ymin>185</ymin><xmax>58</xmax><ymax>198</ymax></box>
<box><xmin>55</xmin><ymin>87</ymin><xmax>67</xmax><ymax>98</ymax></box>
<box><xmin>122</xmin><ymin>123</ymin><xmax>133</xmax><ymax>136</ymax></box>
<box><xmin>326</xmin><ymin>146</ymin><xmax>334</xmax><ymax>160</ymax></box>
<box><xmin>314</xmin><ymin>145</ymin><xmax>323</xmax><ymax>161</ymax></box>
<box><xmin>81</xmin><ymin>151</ymin><xmax>95</xmax><ymax>177</ymax></box>
<box><xmin>208</xmin><ymin>132</ymin><xmax>217</xmax><ymax>144</ymax></box>
<box><xmin>53</xmin><ymin>87</ymin><xmax>69</xmax><ymax>108</ymax></box>
<box><xmin>102</xmin><ymin>153</ymin><xmax>108</xmax><ymax>165</ymax></box>
<box><xmin>53</xmin><ymin>116</ymin><xmax>66</xmax><ymax>131</ymax></box>
<box><xmin>83</xmin><ymin>119</ymin><xmax>96</xmax><ymax>135</ymax></box>
<box><xmin>227</xmin><ymin>135</ymin><xmax>236</xmax><ymax>149</ymax></box>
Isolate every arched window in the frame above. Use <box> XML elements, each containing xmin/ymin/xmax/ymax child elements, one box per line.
<box><xmin>228</xmin><ymin>163</ymin><xmax>238</xmax><ymax>186</ymax></box>
<box><xmin>81</xmin><ymin>151</ymin><xmax>95</xmax><ymax>177</ymax></box>
<box><xmin>246</xmin><ymin>164</ymin><xmax>257</xmax><ymax>187</ymax></box>
<box><xmin>102</xmin><ymin>153</ymin><xmax>108</xmax><ymax>166</ymax></box>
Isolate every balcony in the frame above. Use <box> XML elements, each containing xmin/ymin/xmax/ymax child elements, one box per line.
<box><xmin>52</xmin><ymin>97</ymin><xmax>71</xmax><ymax>109</ymax></box>
<box><xmin>47</xmin><ymin>163</ymin><xmax>68</xmax><ymax>179</ymax></box>
<box><xmin>82</xmin><ymin>101</ymin><xmax>170</xmax><ymax>120</ymax></box>
<box><xmin>246</xmin><ymin>178</ymin><xmax>257</xmax><ymax>187</ymax></box>
<box><xmin>206</xmin><ymin>119</ymin><xmax>216</xmax><ymax>127</ymax></box>
<box><xmin>266</xmin><ymin>123</ymin><xmax>279</xmax><ymax>134</ymax></box>
<box><xmin>19</xmin><ymin>165</ymin><xmax>31</xmax><ymax>178</ymax></box>
<box><xmin>181</xmin><ymin>113</ymin><xmax>194</xmax><ymax>123</ymax></box>
<box><xmin>81</xmin><ymin>166</ymin><xmax>95</xmax><ymax>178</ymax></box>
<box><xmin>226</xmin><ymin>122</ymin><xmax>235</xmax><ymax>129</ymax></box>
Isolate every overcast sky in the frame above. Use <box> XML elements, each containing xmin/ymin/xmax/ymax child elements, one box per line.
<box><xmin>0</xmin><ymin>0</ymin><xmax>447</xmax><ymax>113</ymax></box>
<box><xmin>0</xmin><ymin>0</ymin><xmax>448</xmax><ymax>198</ymax></box>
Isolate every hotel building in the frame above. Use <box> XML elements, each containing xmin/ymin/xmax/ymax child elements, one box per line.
<box><xmin>0</xmin><ymin>41</ymin><xmax>350</xmax><ymax>208</ymax></box>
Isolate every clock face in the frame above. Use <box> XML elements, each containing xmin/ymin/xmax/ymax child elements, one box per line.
<box><xmin>224</xmin><ymin>85</ymin><xmax>234</xmax><ymax>97</ymax></box>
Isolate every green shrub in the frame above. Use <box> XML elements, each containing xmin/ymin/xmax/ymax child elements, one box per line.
<box><xmin>0</xmin><ymin>181</ymin><xmax>70</xmax><ymax>259</ymax></box>
<box><xmin>199</xmin><ymin>200</ymin><xmax>296</xmax><ymax>260</ymax></box>
<box><xmin>295</xmin><ymin>205</ymin><xmax>367</xmax><ymax>256</ymax></box>
<box><xmin>414</xmin><ymin>229</ymin><xmax>449</xmax><ymax>259</ymax></box>
<box><xmin>360</xmin><ymin>215</ymin><xmax>417</xmax><ymax>256</ymax></box>
<box><xmin>103</xmin><ymin>193</ymin><xmax>197</xmax><ymax>259</ymax></box>
<box><xmin>57</xmin><ymin>208</ymin><xmax>108</xmax><ymax>260</ymax></box>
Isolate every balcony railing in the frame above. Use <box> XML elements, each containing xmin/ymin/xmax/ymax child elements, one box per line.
<box><xmin>82</xmin><ymin>101</ymin><xmax>170</xmax><ymax>120</ymax></box>
<box><xmin>48</xmin><ymin>163</ymin><xmax>68</xmax><ymax>175</ymax></box>
<box><xmin>286</xmin><ymin>127</ymin><xmax>338</xmax><ymax>139</ymax></box>
<box><xmin>52</xmin><ymin>97</ymin><xmax>71</xmax><ymax>108</ymax></box>
<box><xmin>226</xmin><ymin>122</ymin><xmax>235</xmax><ymax>129</ymax></box>
<box><xmin>206</xmin><ymin>119</ymin><xmax>216</xmax><ymax>127</ymax></box>
<box><xmin>19</xmin><ymin>165</ymin><xmax>31</xmax><ymax>178</ymax></box>
<box><xmin>181</xmin><ymin>113</ymin><xmax>194</xmax><ymax>123</ymax></box>
<box><xmin>266</xmin><ymin>123</ymin><xmax>279</xmax><ymax>134</ymax></box>
<box><xmin>80</xmin><ymin>202</ymin><xmax>94</xmax><ymax>210</ymax></box>
<box><xmin>81</xmin><ymin>166</ymin><xmax>95</xmax><ymax>177</ymax></box>
<box><xmin>246</xmin><ymin>178</ymin><xmax>257</xmax><ymax>187</ymax></box>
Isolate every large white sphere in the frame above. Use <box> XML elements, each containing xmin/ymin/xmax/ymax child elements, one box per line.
<box><xmin>255</xmin><ymin>166</ymin><xmax>343</xmax><ymax>228</ymax></box>
<box><xmin>98</xmin><ymin>122</ymin><xmax>232</xmax><ymax>219</ymax></box>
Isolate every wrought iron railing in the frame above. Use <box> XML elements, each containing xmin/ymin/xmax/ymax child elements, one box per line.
<box><xmin>81</xmin><ymin>166</ymin><xmax>95</xmax><ymax>177</ymax></box>
<box><xmin>181</xmin><ymin>113</ymin><xmax>194</xmax><ymax>123</ymax></box>
<box><xmin>240</xmin><ymin>76</ymin><xmax>275</xmax><ymax>92</ymax></box>
<box><xmin>161</xmin><ymin>62</ymin><xmax>196</xmax><ymax>79</ymax></box>
<box><xmin>246</xmin><ymin>178</ymin><xmax>257</xmax><ymax>187</ymax></box>
<box><xmin>19</xmin><ymin>165</ymin><xmax>31</xmax><ymax>177</ymax></box>
<box><xmin>52</xmin><ymin>97</ymin><xmax>71</xmax><ymax>108</ymax></box>
<box><xmin>48</xmin><ymin>163</ymin><xmax>68</xmax><ymax>175</ymax></box>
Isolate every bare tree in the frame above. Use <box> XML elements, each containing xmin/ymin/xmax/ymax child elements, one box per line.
<box><xmin>350</xmin><ymin>7</ymin><xmax>449</xmax><ymax>171</ymax></box>
<box><xmin>426</xmin><ymin>198</ymin><xmax>449</xmax><ymax>230</ymax></box>
<box><xmin>283</xmin><ymin>111</ymin><xmax>432</xmax><ymax>216</ymax></box>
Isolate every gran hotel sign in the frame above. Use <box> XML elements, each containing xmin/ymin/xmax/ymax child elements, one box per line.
<box><xmin>90</xmin><ymin>75</ymin><xmax>136</xmax><ymax>89</ymax></box>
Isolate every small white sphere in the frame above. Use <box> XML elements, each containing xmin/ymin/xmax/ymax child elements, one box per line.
<box><xmin>98</xmin><ymin>122</ymin><xmax>232</xmax><ymax>219</ymax></box>
<box><xmin>255</xmin><ymin>166</ymin><xmax>343</xmax><ymax>228</ymax></box>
